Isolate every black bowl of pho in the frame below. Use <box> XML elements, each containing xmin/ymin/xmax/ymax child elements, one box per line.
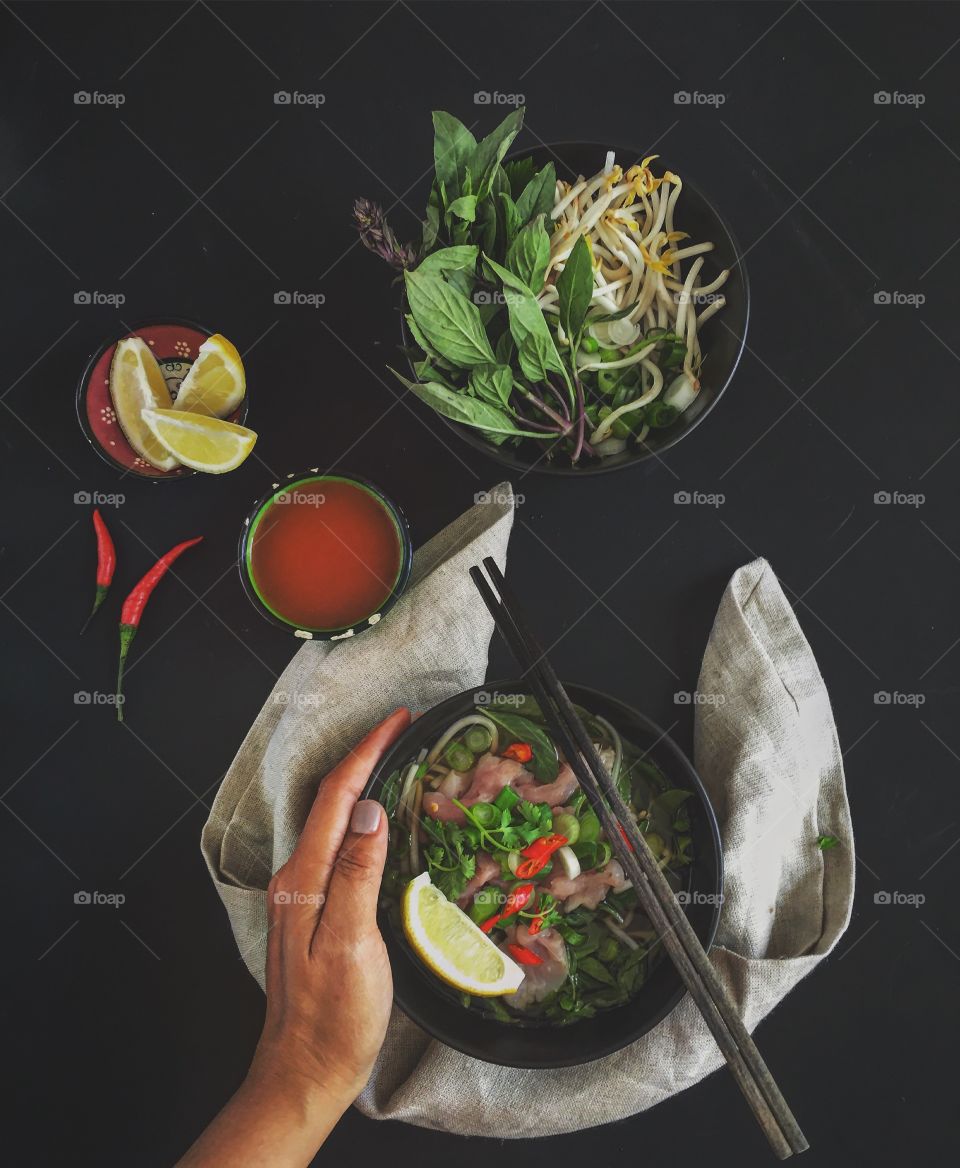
<box><xmin>392</xmin><ymin>126</ymin><xmax>748</xmax><ymax>475</ymax></box>
<box><xmin>364</xmin><ymin>680</ymin><xmax>723</xmax><ymax>1068</ymax></box>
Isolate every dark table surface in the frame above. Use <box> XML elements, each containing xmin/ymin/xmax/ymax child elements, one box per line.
<box><xmin>2</xmin><ymin>2</ymin><xmax>956</xmax><ymax>1163</ymax></box>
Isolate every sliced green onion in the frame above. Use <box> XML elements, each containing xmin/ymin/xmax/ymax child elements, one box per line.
<box><xmin>578</xmin><ymin>810</ymin><xmax>601</xmax><ymax>844</ymax></box>
<box><xmin>553</xmin><ymin>812</ymin><xmax>580</xmax><ymax>844</ymax></box>
<box><xmin>597</xmin><ymin>369</ymin><xmax>619</xmax><ymax>395</ymax></box>
<box><xmin>493</xmin><ymin>786</ymin><xmax>520</xmax><ymax>814</ymax></box>
<box><xmin>470</xmin><ymin>801</ymin><xmax>498</xmax><ymax>828</ymax></box>
<box><xmin>444</xmin><ymin>742</ymin><xmax>474</xmax><ymax>772</ymax></box>
<box><xmin>464</xmin><ymin>725</ymin><xmax>492</xmax><ymax>754</ymax></box>
<box><xmin>644</xmin><ymin>401</ymin><xmax>679</xmax><ymax>429</ymax></box>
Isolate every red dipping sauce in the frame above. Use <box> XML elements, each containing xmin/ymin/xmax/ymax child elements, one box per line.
<box><xmin>244</xmin><ymin>475</ymin><xmax>408</xmax><ymax>634</ymax></box>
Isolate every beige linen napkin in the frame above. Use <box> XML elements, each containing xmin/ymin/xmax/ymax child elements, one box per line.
<box><xmin>202</xmin><ymin>497</ymin><xmax>854</xmax><ymax>1137</ymax></box>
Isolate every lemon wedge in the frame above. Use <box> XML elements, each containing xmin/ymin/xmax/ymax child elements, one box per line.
<box><xmin>109</xmin><ymin>337</ymin><xmax>179</xmax><ymax>470</ymax></box>
<box><xmin>141</xmin><ymin>408</ymin><xmax>257</xmax><ymax>474</ymax></box>
<box><xmin>173</xmin><ymin>333</ymin><xmax>246</xmax><ymax>418</ymax></box>
<box><xmin>401</xmin><ymin>872</ymin><xmax>524</xmax><ymax>997</ymax></box>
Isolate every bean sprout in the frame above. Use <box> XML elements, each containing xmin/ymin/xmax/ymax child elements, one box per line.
<box><xmin>538</xmin><ymin>153</ymin><xmax>730</xmax><ymax>452</ymax></box>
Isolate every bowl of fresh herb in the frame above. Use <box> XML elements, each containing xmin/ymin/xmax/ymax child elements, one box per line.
<box><xmin>364</xmin><ymin>680</ymin><xmax>723</xmax><ymax>1068</ymax></box>
<box><xmin>354</xmin><ymin>109</ymin><xmax>749</xmax><ymax>474</ymax></box>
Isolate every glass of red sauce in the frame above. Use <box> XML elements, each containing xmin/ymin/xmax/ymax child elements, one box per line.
<box><xmin>239</xmin><ymin>472</ymin><xmax>412</xmax><ymax>639</ymax></box>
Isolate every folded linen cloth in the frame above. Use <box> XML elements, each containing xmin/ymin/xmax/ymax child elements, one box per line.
<box><xmin>202</xmin><ymin>492</ymin><xmax>854</xmax><ymax>1137</ymax></box>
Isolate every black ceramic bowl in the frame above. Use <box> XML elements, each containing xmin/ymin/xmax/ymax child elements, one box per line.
<box><xmin>363</xmin><ymin>680</ymin><xmax>723</xmax><ymax>1068</ymax></box>
<box><xmin>401</xmin><ymin>141</ymin><xmax>749</xmax><ymax>476</ymax></box>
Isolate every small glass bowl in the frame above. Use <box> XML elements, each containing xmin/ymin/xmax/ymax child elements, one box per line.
<box><xmin>238</xmin><ymin>470</ymin><xmax>413</xmax><ymax>640</ymax></box>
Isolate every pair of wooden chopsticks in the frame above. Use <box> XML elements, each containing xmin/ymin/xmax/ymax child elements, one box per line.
<box><xmin>470</xmin><ymin>556</ymin><xmax>808</xmax><ymax>1159</ymax></box>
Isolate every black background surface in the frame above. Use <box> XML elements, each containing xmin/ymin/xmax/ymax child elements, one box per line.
<box><xmin>1</xmin><ymin>2</ymin><xmax>956</xmax><ymax>1164</ymax></box>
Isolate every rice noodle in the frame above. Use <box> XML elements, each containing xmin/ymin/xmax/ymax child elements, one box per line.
<box><xmin>425</xmin><ymin>715</ymin><xmax>499</xmax><ymax>765</ymax></box>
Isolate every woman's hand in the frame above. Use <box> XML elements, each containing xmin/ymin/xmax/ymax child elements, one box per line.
<box><xmin>179</xmin><ymin>708</ymin><xmax>410</xmax><ymax>1167</ymax></box>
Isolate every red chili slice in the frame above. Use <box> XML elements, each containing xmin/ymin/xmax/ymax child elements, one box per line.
<box><xmin>506</xmin><ymin>942</ymin><xmax>543</xmax><ymax>966</ymax></box>
<box><xmin>479</xmin><ymin>883</ymin><xmax>535</xmax><ymax>933</ymax></box>
<box><xmin>515</xmin><ymin>833</ymin><xmax>568</xmax><ymax>878</ymax></box>
<box><xmin>503</xmin><ymin>742</ymin><xmax>533</xmax><ymax>763</ymax></box>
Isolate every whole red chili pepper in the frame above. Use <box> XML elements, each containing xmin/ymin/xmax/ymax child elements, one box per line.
<box><xmin>503</xmin><ymin>742</ymin><xmax>533</xmax><ymax>764</ymax></box>
<box><xmin>479</xmin><ymin>882</ymin><xmax>535</xmax><ymax>934</ymax></box>
<box><xmin>506</xmin><ymin>942</ymin><xmax>543</xmax><ymax>966</ymax></box>
<box><xmin>515</xmin><ymin>832</ymin><xmax>568</xmax><ymax>879</ymax></box>
<box><xmin>80</xmin><ymin>509</ymin><xmax>116</xmax><ymax>635</ymax></box>
<box><xmin>116</xmin><ymin>536</ymin><xmax>203</xmax><ymax>722</ymax></box>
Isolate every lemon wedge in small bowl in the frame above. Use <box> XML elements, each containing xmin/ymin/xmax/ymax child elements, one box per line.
<box><xmin>109</xmin><ymin>337</ymin><xmax>180</xmax><ymax>470</ymax></box>
<box><xmin>141</xmin><ymin>408</ymin><xmax>257</xmax><ymax>474</ymax></box>
<box><xmin>402</xmin><ymin>872</ymin><xmax>524</xmax><ymax>997</ymax></box>
<box><xmin>173</xmin><ymin>333</ymin><xmax>245</xmax><ymax>418</ymax></box>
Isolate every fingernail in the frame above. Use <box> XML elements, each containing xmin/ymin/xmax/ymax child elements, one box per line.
<box><xmin>350</xmin><ymin>800</ymin><xmax>381</xmax><ymax>834</ymax></box>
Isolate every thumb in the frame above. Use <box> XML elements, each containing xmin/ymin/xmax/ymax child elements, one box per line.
<box><xmin>317</xmin><ymin>800</ymin><xmax>388</xmax><ymax>940</ymax></box>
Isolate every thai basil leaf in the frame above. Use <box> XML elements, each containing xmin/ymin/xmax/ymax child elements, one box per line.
<box><xmin>389</xmin><ymin>370</ymin><xmax>545</xmax><ymax>437</ymax></box>
<box><xmin>431</xmin><ymin>111</ymin><xmax>477</xmax><ymax>200</ymax></box>
<box><xmin>579</xmin><ymin>957</ymin><xmax>617</xmax><ymax>987</ymax></box>
<box><xmin>488</xmin><ymin>163</ymin><xmax>510</xmax><ymax>201</ymax></box>
<box><xmin>404</xmin><ymin>269</ymin><xmax>496</xmax><ymax>367</ymax></box>
<box><xmin>505</xmin><ymin>214</ymin><xmax>550</xmax><ymax>293</ymax></box>
<box><xmin>494</xmin><ymin>329</ymin><xmax>516</xmax><ymax>365</ymax></box>
<box><xmin>413</xmin><ymin>357</ymin><xmax>457</xmax><ymax>387</ymax></box>
<box><xmin>421</xmin><ymin>187</ymin><xmax>442</xmax><ymax>256</ymax></box>
<box><xmin>484</xmin><ymin>255</ymin><xmax>568</xmax><ymax>388</ymax></box>
<box><xmin>468</xmin><ymin>363</ymin><xmax>513</xmax><ymax>408</ymax></box>
<box><xmin>481</xmin><ymin>708</ymin><xmax>559</xmax><ymax>782</ymax></box>
<box><xmin>476</xmin><ymin>197</ymin><xmax>498</xmax><ymax>256</ymax></box>
<box><xmin>499</xmin><ymin>191</ymin><xmax>521</xmax><ymax>248</ymax></box>
<box><xmin>447</xmin><ymin>194</ymin><xmax>478</xmax><ymax>223</ymax></box>
<box><xmin>446</xmin><ymin>267</ymin><xmax>475</xmax><ymax>301</ymax></box>
<box><xmin>515</xmin><ymin>162</ymin><xmax>556</xmax><ymax>225</ymax></box>
<box><xmin>470</xmin><ymin>108</ymin><xmax>524</xmax><ymax>198</ymax></box>
<box><xmin>415</xmin><ymin>245</ymin><xmax>478</xmax><ymax>276</ymax></box>
<box><xmin>556</xmin><ymin>234</ymin><xmax>593</xmax><ymax>342</ymax></box>
<box><xmin>504</xmin><ymin>156</ymin><xmax>535</xmax><ymax>198</ymax></box>
<box><xmin>405</xmin><ymin>315</ymin><xmax>455</xmax><ymax>370</ymax></box>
